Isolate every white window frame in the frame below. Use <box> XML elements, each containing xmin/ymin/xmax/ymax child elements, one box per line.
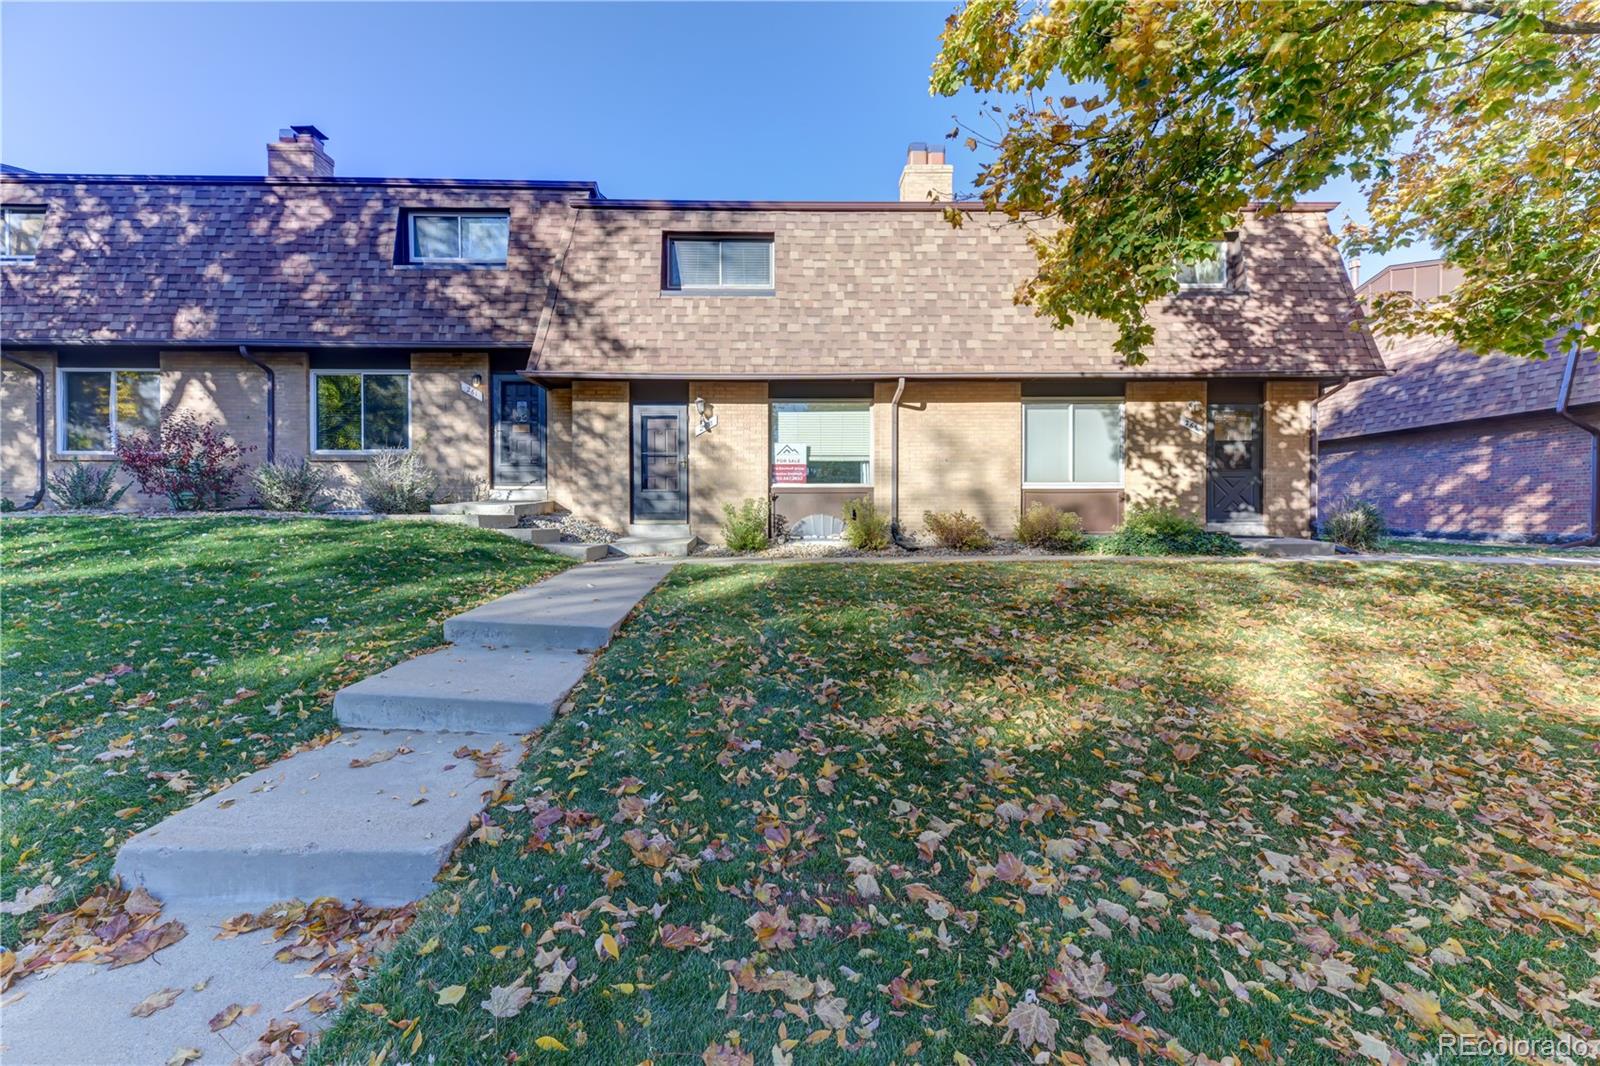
<box><xmin>1175</xmin><ymin>241</ymin><xmax>1228</xmax><ymax>290</ymax></box>
<box><xmin>55</xmin><ymin>367</ymin><xmax>162</xmax><ymax>456</ymax></box>
<box><xmin>309</xmin><ymin>370</ymin><xmax>413</xmax><ymax>455</ymax></box>
<box><xmin>1021</xmin><ymin>398</ymin><xmax>1125</xmax><ymax>489</ymax></box>
<box><xmin>407</xmin><ymin>211</ymin><xmax>509</xmax><ymax>265</ymax></box>
<box><xmin>769</xmin><ymin>398</ymin><xmax>873</xmax><ymax>489</ymax></box>
<box><xmin>1</xmin><ymin>205</ymin><xmax>44</xmax><ymax>261</ymax></box>
<box><xmin>666</xmin><ymin>237</ymin><xmax>776</xmax><ymax>293</ymax></box>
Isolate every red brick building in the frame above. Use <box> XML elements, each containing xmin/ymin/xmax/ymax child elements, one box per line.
<box><xmin>1318</xmin><ymin>261</ymin><xmax>1600</xmax><ymax>542</ymax></box>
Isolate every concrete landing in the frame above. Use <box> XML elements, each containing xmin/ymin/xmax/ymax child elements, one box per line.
<box><xmin>1241</xmin><ymin>537</ymin><xmax>1337</xmax><ymax>558</ymax></box>
<box><xmin>0</xmin><ymin>906</ymin><xmax>344</xmax><ymax>1066</ymax></box>
<box><xmin>443</xmin><ymin>562</ymin><xmax>671</xmax><ymax>651</ymax></box>
<box><xmin>335</xmin><ymin>645</ymin><xmax>591</xmax><ymax>732</ymax></box>
<box><xmin>544</xmin><ymin>541</ymin><xmax>613</xmax><ymax>562</ymax></box>
<box><xmin>114</xmin><ymin>730</ymin><xmax>522</xmax><ymax>907</ymax></box>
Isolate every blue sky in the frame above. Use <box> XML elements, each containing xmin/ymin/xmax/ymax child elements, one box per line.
<box><xmin>0</xmin><ymin>1</ymin><xmax>1427</xmax><ymax>277</ymax></box>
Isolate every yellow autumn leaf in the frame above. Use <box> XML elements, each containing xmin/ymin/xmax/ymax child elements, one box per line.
<box><xmin>598</xmin><ymin>932</ymin><xmax>620</xmax><ymax>960</ymax></box>
<box><xmin>436</xmin><ymin>985</ymin><xmax>466</xmax><ymax>1006</ymax></box>
<box><xmin>534</xmin><ymin>1035</ymin><xmax>569</xmax><ymax>1051</ymax></box>
<box><xmin>417</xmin><ymin>937</ymin><xmax>439</xmax><ymax>957</ymax></box>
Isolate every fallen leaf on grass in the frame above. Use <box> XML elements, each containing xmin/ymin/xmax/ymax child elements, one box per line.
<box><xmin>1003</xmin><ymin>997</ymin><xmax>1058</xmax><ymax>1051</ymax></box>
<box><xmin>436</xmin><ymin>984</ymin><xmax>466</xmax><ymax>1006</ymax></box>
<box><xmin>131</xmin><ymin>987</ymin><xmax>184</xmax><ymax>1017</ymax></box>
<box><xmin>535</xmin><ymin>1035</ymin><xmax>569</xmax><ymax>1052</ymax></box>
<box><xmin>481</xmin><ymin>972</ymin><xmax>533</xmax><ymax>1019</ymax></box>
<box><xmin>0</xmin><ymin>884</ymin><xmax>55</xmax><ymax>915</ymax></box>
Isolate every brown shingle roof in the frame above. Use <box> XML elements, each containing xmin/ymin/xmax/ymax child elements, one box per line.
<box><xmin>537</xmin><ymin>203</ymin><xmax>1383</xmax><ymax>378</ymax></box>
<box><xmin>1</xmin><ymin>175</ymin><xmax>590</xmax><ymax>348</ymax></box>
<box><xmin>3</xmin><ymin>172</ymin><xmax>1383</xmax><ymax>379</ymax></box>
<box><xmin>1319</xmin><ymin>331</ymin><xmax>1600</xmax><ymax>440</ymax></box>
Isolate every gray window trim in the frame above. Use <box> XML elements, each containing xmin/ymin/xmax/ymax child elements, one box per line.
<box><xmin>407</xmin><ymin>211</ymin><xmax>509</xmax><ymax>265</ymax></box>
<box><xmin>1</xmin><ymin>205</ymin><xmax>44</xmax><ymax>261</ymax></box>
<box><xmin>768</xmin><ymin>398</ymin><xmax>873</xmax><ymax>488</ymax></box>
<box><xmin>1021</xmin><ymin>397</ymin><xmax>1125</xmax><ymax>489</ymax></box>
<box><xmin>665</xmin><ymin>236</ymin><xmax>776</xmax><ymax>293</ymax></box>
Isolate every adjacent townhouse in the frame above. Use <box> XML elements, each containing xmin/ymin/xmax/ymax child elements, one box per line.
<box><xmin>1319</xmin><ymin>260</ymin><xmax>1600</xmax><ymax>543</ymax></box>
<box><xmin>2</xmin><ymin>127</ymin><xmax>1385</xmax><ymax>544</ymax></box>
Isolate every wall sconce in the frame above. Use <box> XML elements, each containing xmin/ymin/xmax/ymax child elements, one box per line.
<box><xmin>694</xmin><ymin>396</ymin><xmax>707</xmax><ymax>416</ymax></box>
<box><xmin>471</xmin><ymin>373</ymin><xmax>484</xmax><ymax>388</ymax></box>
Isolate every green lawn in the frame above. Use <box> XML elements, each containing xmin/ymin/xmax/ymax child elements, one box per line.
<box><xmin>312</xmin><ymin>561</ymin><xmax>1600</xmax><ymax>1065</ymax></box>
<box><xmin>0</xmin><ymin>517</ymin><xmax>567</xmax><ymax>945</ymax></box>
<box><xmin>1376</xmin><ymin>536</ymin><xmax>1600</xmax><ymax>558</ymax></box>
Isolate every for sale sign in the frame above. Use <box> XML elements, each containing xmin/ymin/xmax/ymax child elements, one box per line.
<box><xmin>773</xmin><ymin>443</ymin><xmax>809</xmax><ymax>484</ymax></box>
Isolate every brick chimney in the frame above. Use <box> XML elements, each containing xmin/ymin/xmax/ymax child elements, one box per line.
<box><xmin>898</xmin><ymin>142</ymin><xmax>953</xmax><ymax>202</ymax></box>
<box><xmin>267</xmin><ymin>126</ymin><xmax>334</xmax><ymax>178</ymax></box>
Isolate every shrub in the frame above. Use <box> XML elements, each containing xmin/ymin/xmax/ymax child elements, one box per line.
<box><xmin>0</xmin><ymin>497</ymin><xmax>14</xmax><ymax>513</ymax></box>
<box><xmin>922</xmin><ymin>509</ymin><xmax>991</xmax><ymax>551</ymax></box>
<box><xmin>46</xmin><ymin>459</ymin><xmax>128</xmax><ymax>509</ymax></box>
<box><xmin>841</xmin><ymin>497</ymin><xmax>890</xmax><ymax>551</ymax></box>
<box><xmin>250</xmin><ymin>459</ymin><xmax>331</xmax><ymax>512</ymax></box>
<box><xmin>1322</xmin><ymin>497</ymin><xmax>1386</xmax><ymax>551</ymax></box>
<box><xmin>116</xmin><ymin>413</ymin><xmax>250</xmax><ymax>510</ymax></box>
<box><xmin>358</xmin><ymin>450</ymin><xmax>438</xmax><ymax>514</ymax></box>
<box><xmin>1014</xmin><ymin>502</ymin><xmax>1089</xmax><ymax>552</ymax></box>
<box><xmin>1098</xmin><ymin>504</ymin><xmax>1244</xmax><ymax>556</ymax></box>
<box><xmin>720</xmin><ymin>498</ymin><xmax>770</xmax><ymax>552</ymax></box>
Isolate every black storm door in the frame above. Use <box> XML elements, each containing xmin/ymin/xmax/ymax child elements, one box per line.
<box><xmin>1207</xmin><ymin>403</ymin><xmax>1264</xmax><ymax>521</ymax></box>
<box><xmin>631</xmin><ymin>403</ymin><xmax>688</xmax><ymax>521</ymax></box>
<box><xmin>492</xmin><ymin>377</ymin><xmax>546</xmax><ymax>486</ymax></box>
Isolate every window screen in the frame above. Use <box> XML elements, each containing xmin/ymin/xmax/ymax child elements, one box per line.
<box><xmin>771</xmin><ymin>401</ymin><xmax>870</xmax><ymax>484</ymax></box>
<box><xmin>1023</xmin><ymin>401</ymin><xmax>1124</xmax><ymax>485</ymax></box>
<box><xmin>667</xmin><ymin>237</ymin><xmax>773</xmax><ymax>290</ymax></box>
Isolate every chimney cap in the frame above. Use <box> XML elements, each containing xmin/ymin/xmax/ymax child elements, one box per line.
<box><xmin>282</xmin><ymin>125</ymin><xmax>329</xmax><ymax>143</ymax></box>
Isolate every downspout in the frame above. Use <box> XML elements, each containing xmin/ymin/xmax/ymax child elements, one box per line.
<box><xmin>237</xmin><ymin>345</ymin><xmax>275</xmax><ymax>464</ymax></box>
<box><xmin>888</xmin><ymin>376</ymin><xmax>919</xmax><ymax>549</ymax></box>
<box><xmin>1</xmin><ymin>351</ymin><xmax>48</xmax><ymax>510</ymax></box>
<box><xmin>1554</xmin><ymin>329</ymin><xmax>1600</xmax><ymax>546</ymax></box>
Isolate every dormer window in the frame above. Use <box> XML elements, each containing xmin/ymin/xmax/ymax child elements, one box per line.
<box><xmin>1176</xmin><ymin>241</ymin><xmax>1228</xmax><ymax>289</ymax></box>
<box><xmin>2</xmin><ymin>206</ymin><xmax>44</xmax><ymax>260</ymax></box>
<box><xmin>665</xmin><ymin>236</ymin><xmax>774</xmax><ymax>292</ymax></box>
<box><xmin>407</xmin><ymin>211</ymin><xmax>509</xmax><ymax>264</ymax></box>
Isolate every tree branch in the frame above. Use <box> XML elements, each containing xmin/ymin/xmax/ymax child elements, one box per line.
<box><xmin>1377</xmin><ymin>0</ymin><xmax>1600</xmax><ymax>35</ymax></box>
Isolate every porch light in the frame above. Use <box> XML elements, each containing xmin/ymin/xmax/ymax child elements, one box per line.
<box><xmin>471</xmin><ymin>373</ymin><xmax>484</xmax><ymax>388</ymax></box>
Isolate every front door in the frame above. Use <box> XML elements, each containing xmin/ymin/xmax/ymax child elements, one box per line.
<box><xmin>493</xmin><ymin>377</ymin><xmax>546</xmax><ymax>487</ymax></box>
<box><xmin>631</xmin><ymin>403</ymin><xmax>688</xmax><ymax>521</ymax></box>
<box><xmin>1206</xmin><ymin>403</ymin><xmax>1263</xmax><ymax>523</ymax></box>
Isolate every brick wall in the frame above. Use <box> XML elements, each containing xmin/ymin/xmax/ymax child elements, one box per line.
<box><xmin>1320</xmin><ymin>409</ymin><xmax>1599</xmax><ymax>538</ymax></box>
<box><xmin>688</xmin><ymin>381</ymin><xmax>769</xmax><ymax>543</ymax></box>
<box><xmin>1124</xmin><ymin>381</ymin><xmax>1207</xmax><ymax>520</ymax></box>
<box><xmin>873</xmin><ymin>380</ymin><xmax>1022</xmax><ymax>535</ymax></box>
<box><xmin>568</xmin><ymin>380</ymin><xmax>630</xmax><ymax>530</ymax></box>
<box><xmin>546</xmin><ymin>386</ymin><xmax>573</xmax><ymax>507</ymax></box>
<box><xmin>409</xmin><ymin>353</ymin><xmax>490</xmax><ymax>500</ymax></box>
<box><xmin>1263</xmin><ymin>380</ymin><xmax>1317</xmax><ymax>536</ymax></box>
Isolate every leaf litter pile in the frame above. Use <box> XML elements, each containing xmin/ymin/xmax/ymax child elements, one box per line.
<box><xmin>312</xmin><ymin>561</ymin><xmax>1600</xmax><ymax>1064</ymax></box>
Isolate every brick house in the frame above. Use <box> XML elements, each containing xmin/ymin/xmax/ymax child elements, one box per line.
<box><xmin>1318</xmin><ymin>260</ymin><xmax>1600</xmax><ymax>542</ymax></box>
<box><xmin>3</xmin><ymin>127</ymin><xmax>1384</xmax><ymax>544</ymax></box>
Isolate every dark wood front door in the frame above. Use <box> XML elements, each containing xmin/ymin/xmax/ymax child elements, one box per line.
<box><xmin>631</xmin><ymin>403</ymin><xmax>688</xmax><ymax>521</ymax></box>
<box><xmin>1207</xmin><ymin>403</ymin><xmax>1263</xmax><ymax>522</ymax></box>
<box><xmin>493</xmin><ymin>377</ymin><xmax>546</xmax><ymax>486</ymax></box>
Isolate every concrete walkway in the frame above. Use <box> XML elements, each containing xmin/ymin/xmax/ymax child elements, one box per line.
<box><xmin>3</xmin><ymin>563</ymin><xmax>672</xmax><ymax>1066</ymax></box>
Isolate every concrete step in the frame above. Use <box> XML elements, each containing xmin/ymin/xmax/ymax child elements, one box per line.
<box><xmin>335</xmin><ymin>646</ymin><xmax>590</xmax><ymax>732</ymax></box>
<box><xmin>543</xmin><ymin>541</ymin><xmax>614</xmax><ymax>562</ymax></box>
<box><xmin>626</xmin><ymin>522</ymin><xmax>693</xmax><ymax>539</ymax></box>
<box><xmin>488</xmin><ymin>487</ymin><xmax>550</xmax><ymax>502</ymax></box>
<box><xmin>114</xmin><ymin>729</ymin><xmax>523</xmax><ymax>907</ymax></box>
<box><xmin>443</xmin><ymin>562</ymin><xmax>671</xmax><ymax>651</ymax></box>
<box><xmin>430</xmin><ymin>500</ymin><xmax>553</xmax><ymax>518</ymax></box>
<box><xmin>494</xmin><ymin>525</ymin><xmax>561</xmax><ymax>544</ymax></box>
<box><xmin>1242</xmin><ymin>536</ymin><xmax>1337</xmax><ymax>558</ymax></box>
<box><xmin>613</xmin><ymin>535</ymin><xmax>698</xmax><ymax>558</ymax></box>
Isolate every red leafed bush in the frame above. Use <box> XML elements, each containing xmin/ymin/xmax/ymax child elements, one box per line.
<box><xmin>116</xmin><ymin>413</ymin><xmax>252</xmax><ymax>510</ymax></box>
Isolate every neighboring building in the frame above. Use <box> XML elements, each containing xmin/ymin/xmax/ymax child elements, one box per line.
<box><xmin>2</xmin><ymin>127</ymin><xmax>1383</xmax><ymax>543</ymax></box>
<box><xmin>1318</xmin><ymin>260</ymin><xmax>1600</xmax><ymax>542</ymax></box>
